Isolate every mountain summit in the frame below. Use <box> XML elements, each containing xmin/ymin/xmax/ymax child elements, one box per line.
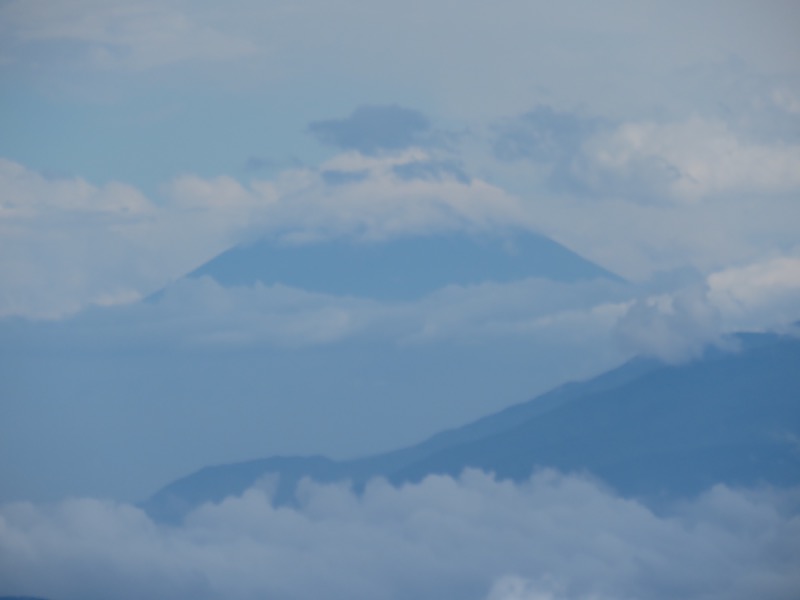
<box><xmin>184</xmin><ymin>231</ymin><xmax>621</xmax><ymax>300</ymax></box>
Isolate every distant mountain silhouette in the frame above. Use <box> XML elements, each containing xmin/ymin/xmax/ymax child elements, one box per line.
<box><xmin>143</xmin><ymin>331</ymin><xmax>800</xmax><ymax>523</ymax></box>
<box><xmin>177</xmin><ymin>230</ymin><xmax>622</xmax><ymax>300</ymax></box>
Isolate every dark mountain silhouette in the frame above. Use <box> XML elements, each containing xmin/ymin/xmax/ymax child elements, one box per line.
<box><xmin>142</xmin><ymin>331</ymin><xmax>800</xmax><ymax>523</ymax></box>
<box><xmin>178</xmin><ymin>230</ymin><xmax>622</xmax><ymax>300</ymax></box>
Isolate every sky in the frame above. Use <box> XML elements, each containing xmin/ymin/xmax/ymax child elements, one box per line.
<box><xmin>1</xmin><ymin>1</ymin><xmax>800</xmax><ymax>597</ymax></box>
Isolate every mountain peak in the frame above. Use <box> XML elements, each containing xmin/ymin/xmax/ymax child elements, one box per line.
<box><xmin>185</xmin><ymin>230</ymin><xmax>622</xmax><ymax>300</ymax></box>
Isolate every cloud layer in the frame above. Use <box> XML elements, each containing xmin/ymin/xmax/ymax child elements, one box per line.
<box><xmin>0</xmin><ymin>151</ymin><xmax>527</xmax><ymax>318</ymax></box>
<box><xmin>1</xmin><ymin>470</ymin><xmax>798</xmax><ymax>600</ymax></box>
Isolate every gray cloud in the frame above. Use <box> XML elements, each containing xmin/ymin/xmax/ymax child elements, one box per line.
<box><xmin>308</xmin><ymin>105</ymin><xmax>431</xmax><ymax>154</ymax></box>
<box><xmin>492</xmin><ymin>106</ymin><xmax>605</xmax><ymax>164</ymax></box>
<box><xmin>1</xmin><ymin>471</ymin><xmax>798</xmax><ymax>600</ymax></box>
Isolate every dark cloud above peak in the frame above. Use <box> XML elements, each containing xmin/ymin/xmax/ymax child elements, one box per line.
<box><xmin>308</xmin><ymin>105</ymin><xmax>431</xmax><ymax>154</ymax></box>
<box><xmin>492</xmin><ymin>105</ymin><xmax>606</xmax><ymax>164</ymax></box>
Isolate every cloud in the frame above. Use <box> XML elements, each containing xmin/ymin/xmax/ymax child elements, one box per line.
<box><xmin>610</xmin><ymin>254</ymin><xmax>800</xmax><ymax>362</ymax></box>
<box><xmin>263</xmin><ymin>150</ymin><xmax>530</xmax><ymax>243</ymax></box>
<box><xmin>472</xmin><ymin>100</ymin><xmax>800</xmax><ymax>283</ymax></box>
<box><xmin>492</xmin><ymin>106</ymin><xmax>605</xmax><ymax>165</ymax></box>
<box><xmin>0</xmin><ymin>153</ymin><xmax>528</xmax><ymax>318</ymax></box>
<box><xmin>0</xmin><ymin>0</ymin><xmax>257</xmax><ymax>70</ymax></box>
<box><xmin>707</xmin><ymin>255</ymin><xmax>800</xmax><ymax>330</ymax></box>
<box><xmin>1</xmin><ymin>471</ymin><xmax>798</xmax><ymax>600</ymax></box>
<box><xmin>308</xmin><ymin>105</ymin><xmax>432</xmax><ymax>154</ymax></box>
<box><xmin>613</xmin><ymin>285</ymin><xmax>729</xmax><ymax>364</ymax></box>
<box><xmin>16</xmin><ymin>274</ymin><xmax>628</xmax><ymax>352</ymax></box>
<box><xmin>0</xmin><ymin>158</ymin><xmax>154</xmax><ymax>218</ymax></box>
<box><xmin>160</xmin><ymin>148</ymin><xmax>532</xmax><ymax>246</ymax></box>
<box><xmin>0</xmin><ymin>161</ymin><xmax>275</xmax><ymax>318</ymax></box>
<box><xmin>138</xmin><ymin>254</ymin><xmax>800</xmax><ymax>355</ymax></box>
<box><xmin>570</xmin><ymin>117</ymin><xmax>800</xmax><ymax>201</ymax></box>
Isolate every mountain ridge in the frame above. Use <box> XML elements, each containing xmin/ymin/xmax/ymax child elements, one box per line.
<box><xmin>142</xmin><ymin>330</ymin><xmax>800</xmax><ymax>523</ymax></box>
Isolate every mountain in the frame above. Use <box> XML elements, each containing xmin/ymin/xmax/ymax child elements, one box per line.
<box><xmin>181</xmin><ymin>230</ymin><xmax>622</xmax><ymax>300</ymax></box>
<box><xmin>142</xmin><ymin>331</ymin><xmax>800</xmax><ymax>523</ymax></box>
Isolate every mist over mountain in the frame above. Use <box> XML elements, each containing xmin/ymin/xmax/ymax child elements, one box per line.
<box><xmin>144</xmin><ymin>330</ymin><xmax>800</xmax><ymax>523</ymax></box>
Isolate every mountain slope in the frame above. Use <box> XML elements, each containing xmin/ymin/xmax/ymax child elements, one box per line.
<box><xmin>143</xmin><ymin>332</ymin><xmax>800</xmax><ymax>522</ymax></box>
<box><xmin>391</xmin><ymin>334</ymin><xmax>800</xmax><ymax>499</ymax></box>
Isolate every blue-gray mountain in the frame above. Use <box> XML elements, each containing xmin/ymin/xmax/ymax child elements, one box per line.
<box><xmin>143</xmin><ymin>331</ymin><xmax>800</xmax><ymax>523</ymax></box>
<box><xmin>183</xmin><ymin>230</ymin><xmax>622</xmax><ymax>300</ymax></box>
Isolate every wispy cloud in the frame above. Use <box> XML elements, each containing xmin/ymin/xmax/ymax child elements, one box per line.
<box><xmin>0</xmin><ymin>0</ymin><xmax>258</xmax><ymax>70</ymax></box>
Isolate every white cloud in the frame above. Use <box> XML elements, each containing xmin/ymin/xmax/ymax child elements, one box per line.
<box><xmin>0</xmin><ymin>160</ymin><xmax>242</xmax><ymax>318</ymax></box>
<box><xmin>613</xmin><ymin>286</ymin><xmax>727</xmax><ymax>364</ymax></box>
<box><xmin>0</xmin><ymin>154</ymin><xmax>531</xmax><ymax>318</ymax></box>
<box><xmin>1</xmin><ymin>470</ymin><xmax>798</xmax><ymax>600</ymax></box>
<box><xmin>522</xmin><ymin>173</ymin><xmax>800</xmax><ymax>283</ymax></box>
<box><xmin>0</xmin><ymin>158</ymin><xmax>155</xmax><ymax>218</ymax></box>
<box><xmin>574</xmin><ymin>118</ymin><xmax>800</xmax><ymax>201</ymax></box>
<box><xmin>707</xmin><ymin>255</ymin><xmax>800</xmax><ymax>330</ymax></box>
<box><xmin>611</xmin><ymin>254</ymin><xmax>800</xmax><ymax>362</ymax></box>
<box><xmin>254</xmin><ymin>149</ymin><xmax>530</xmax><ymax>243</ymax></box>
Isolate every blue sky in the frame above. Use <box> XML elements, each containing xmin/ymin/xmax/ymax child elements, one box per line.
<box><xmin>2</xmin><ymin>0</ymin><xmax>800</xmax><ymax>502</ymax></box>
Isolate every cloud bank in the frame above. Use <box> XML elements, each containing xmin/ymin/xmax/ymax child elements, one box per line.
<box><xmin>0</xmin><ymin>150</ymin><xmax>527</xmax><ymax>318</ymax></box>
<box><xmin>1</xmin><ymin>470</ymin><xmax>798</xmax><ymax>600</ymax></box>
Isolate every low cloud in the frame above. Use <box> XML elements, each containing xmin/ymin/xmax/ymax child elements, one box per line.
<box><xmin>18</xmin><ymin>275</ymin><xmax>629</xmax><ymax>351</ymax></box>
<box><xmin>1</xmin><ymin>470</ymin><xmax>798</xmax><ymax>600</ymax></box>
